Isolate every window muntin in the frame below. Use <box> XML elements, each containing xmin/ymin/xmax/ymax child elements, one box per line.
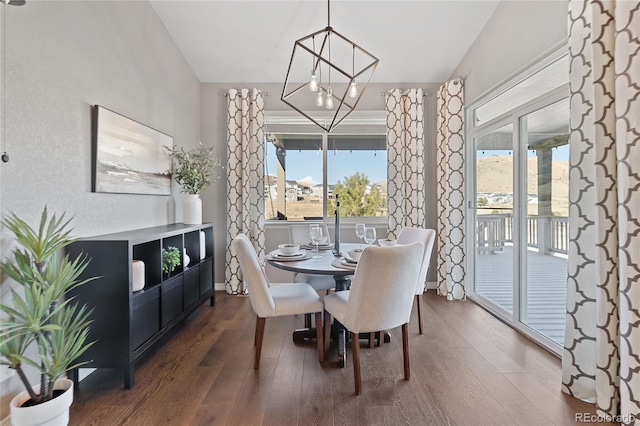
<box><xmin>264</xmin><ymin>132</ymin><xmax>387</xmax><ymax>220</ymax></box>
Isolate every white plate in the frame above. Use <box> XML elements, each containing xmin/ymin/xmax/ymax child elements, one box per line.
<box><xmin>273</xmin><ymin>250</ymin><xmax>306</xmax><ymax>258</ymax></box>
<box><xmin>306</xmin><ymin>242</ymin><xmax>333</xmax><ymax>248</ymax></box>
<box><xmin>339</xmin><ymin>258</ymin><xmax>357</xmax><ymax>267</ymax></box>
<box><xmin>344</xmin><ymin>254</ymin><xmax>359</xmax><ymax>264</ymax></box>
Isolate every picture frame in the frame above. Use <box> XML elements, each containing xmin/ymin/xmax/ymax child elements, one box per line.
<box><xmin>92</xmin><ymin>105</ymin><xmax>173</xmax><ymax>195</ymax></box>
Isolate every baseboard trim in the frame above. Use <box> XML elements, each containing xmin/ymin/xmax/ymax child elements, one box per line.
<box><xmin>215</xmin><ymin>283</ymin><xmax>225</xmax><ymax>291</ymax></box>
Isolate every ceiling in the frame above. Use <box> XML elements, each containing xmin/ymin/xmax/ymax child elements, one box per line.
<box><xmin>150</xmin><ymin>0</ymin><xmax>500</xmax><ymax>84</ymax></box>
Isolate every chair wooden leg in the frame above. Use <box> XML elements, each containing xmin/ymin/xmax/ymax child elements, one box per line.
<box><xmin>305</xmin><ymin>313</ymin><xmax>312</xmax><ymax>328</ymax></box>
<box><xmin>416</xmin><ymin>294</ymin><xmax>423</xmax><ymax>334</ymax></box>
<box><xmin>315</xmin><ymin>312</ymin><xmax>323</xmax><ymax>363</ymax></box>
<box><xmin>377</xmin><ymin>331</ymin><xmax>383</xmax><ymax>346</ymax></box>
<box><xmin>254</xmin><ymin>317</ymin><xmax>266</xmax><ymax>369</ymax></box>
<box><xmin>368</xmin><ymin>332</ymin><xmax>375</xmax><ymax>348</ymax></box>
<box><xmin>254</xmin><ymin>316</ymin><xmax>259</xmax><ymax>346</ymax></box>
<box><xmin>402</xmin><ymin>323</ymin><xmax>410</xmax><ymax>380</ymax></box>
<box><xmin>351</xmin><ymin>332</ymin><xmax>362</xmax><ymax>395</ymax></box>
<box><xmin>323</xmin><ymin>310</ymin><xmax>331</xmax><ymax>360</ymax></box>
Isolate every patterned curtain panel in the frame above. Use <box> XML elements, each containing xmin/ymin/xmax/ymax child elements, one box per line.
<box><xmin>435</xmin><ymin>80</ymin><xmax>465</xmax><ymax>301</ymax></box>
<box><xmin>384</xmin><ymin>88</ymin><xmax>426</xmax><ymax>238</ymax></box>
<box><xmin>225</xmin><ymin>88</ymin><xmax>266</xmax><ymax>295</ymax></box>
<box><xmin>562</xmin><ymin>2</ymin><xmax>639</xmax><ymax>423</ymax></box>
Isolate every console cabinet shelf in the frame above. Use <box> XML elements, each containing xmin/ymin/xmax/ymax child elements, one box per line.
<box><xmin>66</xmin><ymin>223</ymin><xmax>215</xmax><ymax>389</ymax></box>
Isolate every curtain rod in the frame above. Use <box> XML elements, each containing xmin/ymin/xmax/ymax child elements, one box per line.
<box><xmin>380</xmin><ymin>90</ymin><xmax>430</xmax><ymax>97</ymax></box>
<box><xmin>223</xmin><ymin>92</ymin><xmax>271</xmax><ymax>97</ymax></box>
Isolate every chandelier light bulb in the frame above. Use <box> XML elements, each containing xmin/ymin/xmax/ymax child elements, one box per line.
<box><xmin>310</xmin><ymin>70</ymin><xmax>318</xmax><ymax>92</ymax></box>
<box><xmin>326</xmin><ymin>88</ymin><xmax>334</xmax><ymax>109</ymax></box>
<box><xmin>349</xmin><ymin>81</ymin><xmax>358</xmax><ymax>98</ymax></box>
<box><xmin>316</xmin><ymin>88</ymin><xmax>324</xmax><ymax>107</ymax></box>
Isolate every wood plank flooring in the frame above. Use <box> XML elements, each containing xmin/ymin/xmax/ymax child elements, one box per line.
<box><xmin>68</xmin><ymin>291</ymin><xmax>611</xmax><ymax>426</ymax></box>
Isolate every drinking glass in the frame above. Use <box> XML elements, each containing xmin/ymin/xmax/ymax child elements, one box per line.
<box><xmin>364</xmin><ymin>227</ymin><xmax>377</xmax><ymax>246</ymax></box>
<box><xmin>309</xmin><ymin>224</ymin><xmax>322</xmax><ymax>259</ymax></box>
<box><xmin>355</xmin><ymin>223</ymin><xmax>366</xmax><ymax>249</ymax></box>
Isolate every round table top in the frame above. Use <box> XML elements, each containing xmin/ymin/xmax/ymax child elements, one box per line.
<box><xmin>266</xmin><ymin>243</ymin><xmax>362</xmax><ymax>276</ymax></box>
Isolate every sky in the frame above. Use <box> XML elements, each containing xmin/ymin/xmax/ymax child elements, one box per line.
<box><xmin>265</xmin><ymin>143</ymin><xmax>387</xmax><ymax>185</ymax></box>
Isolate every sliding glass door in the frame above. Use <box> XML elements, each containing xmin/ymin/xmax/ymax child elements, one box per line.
<box><xmin>468</xmin><ymin>51</ymin><xmax>569</xmax><ymax>352</ymax></box>
<box><xmin>474</xmin><ymin>123</ymin><xmax>514</xmax><ymax>315</ymax></box>
<box><xmin>520</xmin><ymin>99</ymin><xmax>569</xmax><ymax>345</ymax></box>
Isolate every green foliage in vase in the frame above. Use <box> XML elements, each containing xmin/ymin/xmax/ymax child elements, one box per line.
<box><xmin>161</xmin><ymin>246</ymin><xmax>181</xmax><ymax>275</ymax></box>
<box><xmin>166</xmin><ymin>142</ymin><xmax>222</xmax><ymax>194</ymax></box>
<box><xmin>329</xmin><ymin>172</ymin><xmax>386</xmax><ymax>217</ymax></box>
<box><xmin>0</xmin><ymin>207</ymin><xmax>96</xmax><ymax>405</ymax></box>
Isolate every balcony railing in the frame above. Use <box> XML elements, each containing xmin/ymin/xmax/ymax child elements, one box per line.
<box><xmin>478</xmin><ymin>214</ymin><xmax>568</xmax><ymax>255</ymax></box>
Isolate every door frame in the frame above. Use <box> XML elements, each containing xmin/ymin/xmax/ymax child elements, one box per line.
<box><xmin>465</xmin><ymin>81</ymin><xmax>569</xmax><ymax>356</ymax></box>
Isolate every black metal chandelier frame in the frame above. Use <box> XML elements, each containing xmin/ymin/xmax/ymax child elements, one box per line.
<box><xmin>281</xmin><ymin>0</ymin><xmax>379</xmax><ymax>133</ymax></box>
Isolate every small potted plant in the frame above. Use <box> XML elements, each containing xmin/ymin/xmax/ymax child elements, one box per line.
<box><xmin>166</xmin><ymin>142</ymin><xmax>221</xmax><ymax>225</ymax></box>
<box><xmin>162</xmin><ymin>246</ymin><xmax>181</xmax><ymax>278</ymax></box>
<box><xmin>0</xmin><ymin>207</ymin><xmax>96</xmax><ymax>426</ymax></box>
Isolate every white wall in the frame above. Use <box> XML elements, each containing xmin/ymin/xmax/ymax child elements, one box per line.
<box><xmin>451</xmin><ymin>0</ymin><xmax>567</xmax><ymax>104</ymax></box>
<box><xmin>0</xmin><ymin>0</ymin><xmax>200</xmax><ymax>413</ymax></box>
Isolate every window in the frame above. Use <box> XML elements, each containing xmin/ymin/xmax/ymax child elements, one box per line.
<box><xmin>264</xmin><ymin>130</ymin><xmax>387</xmax><ymax>221</ymax></box>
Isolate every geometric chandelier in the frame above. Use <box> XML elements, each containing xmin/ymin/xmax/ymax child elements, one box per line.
<box><xmin>281</xmin><ymin>0</ymin><xmax>379</xmax><ymax>133</ymax></box>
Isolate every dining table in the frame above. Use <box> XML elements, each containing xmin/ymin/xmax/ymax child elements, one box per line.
<box><xmin>266</xmin><ymin>242</ymin><xmax>361</xmax><ymax>368</ymax></box>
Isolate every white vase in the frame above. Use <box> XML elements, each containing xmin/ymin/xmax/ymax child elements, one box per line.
<box><xmin>132</xmin><ymin>260</ymin><xmax>145</xmax><ymax>292</ymax></box>
<box><xmin>199</xmin><ymin>231</ymin><xmax>206</xmax><ymax>260</ymax></box>
<box><xmin>183</xmin><ymin>248</ymin><xmax>190</xmax><ymax>267</ymax></box>
<box><xmin>183</xmin><ymin>194</ymin><xmax>202</xmax><ymax>225</ymax></box>
<box><xmin>10</xmin><ymin>378</ymin><xmax>74</xmax><ymax>426</ymax></box>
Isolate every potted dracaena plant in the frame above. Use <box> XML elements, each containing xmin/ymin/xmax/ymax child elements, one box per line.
<box><xmin>166</xmin><ymin>142</ymin><xmax>221</xmax><ymax>225</ymax></box>
<box><xmin>0</xmin><ymin>207</ymin><xmax>96</xmax><ymax>426</ymax></box>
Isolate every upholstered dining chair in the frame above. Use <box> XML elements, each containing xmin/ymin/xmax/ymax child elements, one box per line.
<box><xmin>231</xmin><ymin>233</ymin><xmax>325</xmax><ymax>368</ymax></box>
<box><xmin>323</xmin><ymin>243</ymin><xmax>423</xmax><ymax>395</ymax></box>
<box><xmin>397</xmin><ymin>227</ymin><xmax>437</xmax><ymax>334</ymax></box>
<box><xmin>289</xmin><ymin>224</ymin><xmax>335</xmax><ymax>293</ymax></box>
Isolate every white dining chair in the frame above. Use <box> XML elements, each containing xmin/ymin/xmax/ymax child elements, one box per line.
<box><xmin>289</xmin><ymin>224</ymin><xmax>335</xmax><ymax>293</ymax></box>
<box><xmin>397</xmin><ymin>227</ymin><xmax>437</xmax><ymax>334</ymax></box>
<box><xmin>231</xmin><ymin>233</ymin><xmax>325</xmax><ymax>368</ymax></box>
<box><xmin>323</xmin><ymin>243</ymin><xmax>423</xmax><ymax>395</ymax></box>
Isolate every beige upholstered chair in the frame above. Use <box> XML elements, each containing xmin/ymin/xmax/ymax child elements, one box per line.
<box><xmin>289</xmin><ymin>224</ymin><xmax>335</xmax><ymax>293</ymax></box>
<box><xmin>323</xmin><ymin>243</ymin><xmax>423</xmax><ymax>394</ymax></box>
<box><xmin>397</xmin><ymin>227</ymin><xmax>437</xmax><ymax>334</ymax></box>
<box><xmin>231</xmin><ymin>234</ymin><xmax>325</xmax><ymax>368</ymax></box>
<box><xmin>290</xmin><ymin>224</ymin><xmax>335</xmax><ymax>328</ymax></box>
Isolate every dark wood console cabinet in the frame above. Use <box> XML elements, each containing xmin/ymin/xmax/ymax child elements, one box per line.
<box><xmin>66</xmin><ymin>223</ymin><xmax>215</xmax><ymax>389</ymax></box>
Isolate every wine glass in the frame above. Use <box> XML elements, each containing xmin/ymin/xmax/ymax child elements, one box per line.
<box><xmin>309</xmin><ymin>224</ymin><xmax>322</xmax><ymax>259</ymax></box>
<box><xmin>355</xmin><ymin>223</ymin><xmax>365</xmax><ymax>249</ymax></box>
<box><xmin>364</xmin><ymin>227</ymin><xmax>377</xmax><ymax>246</ymax></box>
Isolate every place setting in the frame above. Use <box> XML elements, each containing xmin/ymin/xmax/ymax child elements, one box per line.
<box><xmin>267</xmin><ymin>243</ymin><xmax>311</xmax><ymax>261</ymax></box>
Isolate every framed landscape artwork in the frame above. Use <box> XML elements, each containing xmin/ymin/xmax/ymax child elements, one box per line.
<box><xmin>92</xmin><ymin>106</ymin><xmax>173</xmax><ymax>195</ymax></box>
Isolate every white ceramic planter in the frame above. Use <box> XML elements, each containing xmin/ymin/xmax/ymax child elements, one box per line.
<box><xmin>132</xmin><ymin>260</ymin><xmax>145</xmax><ymax>292</ymax></box>
<box><xmin>183</xmin><ymin>248</ymin><xmax>190</xmax><ymax>267</ymax></box>
<box><xmin>183</xmin><ymin>194</ymin><xmax>202</xmax><ymax>225</ymax></box>
<box><xmin>199</xmin><ymin>231</ymin><xmax>206</xmax><ymax>260</ymax></box>
<box><xmin>10</xmin><ymin>378</ymin><xmax>74</xmax><ymax>426</ymax></box>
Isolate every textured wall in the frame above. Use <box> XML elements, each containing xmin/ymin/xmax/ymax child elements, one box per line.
<box><xmin>451</xmin><ymin>0</ymin><xmax>567</xmax><ymax>104</ymax></box>
<box><xmin>0</xmin><ymin>0</ymin><xmax>200</xmax><ymax>411</ymax></box>
<box><xmin>0</xmin><ymin>1</ymin><xmax>200</xmax><ymax>234</ymax></box>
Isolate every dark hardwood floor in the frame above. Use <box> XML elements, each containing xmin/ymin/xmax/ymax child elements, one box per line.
<box><xmin>68</xmin><ymin>291</ymin><xmax>611</xmax><ymax>425</ymax></box>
